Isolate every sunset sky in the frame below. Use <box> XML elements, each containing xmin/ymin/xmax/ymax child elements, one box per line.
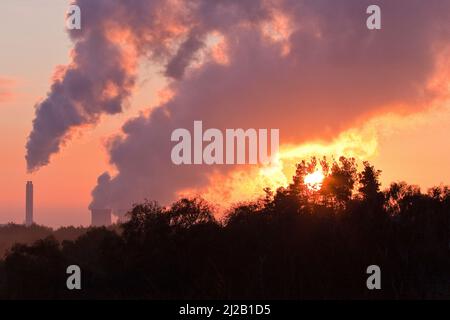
<box><xmin>0</xmin><ymin>0</ymin><xmax>449</xmax><ymax>227</ymax></box>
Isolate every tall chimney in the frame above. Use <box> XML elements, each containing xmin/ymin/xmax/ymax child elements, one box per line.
<box><xmin>25</xmin><ymin>181</ymin><xmax>33</xmax><ymax>226</ymax></box>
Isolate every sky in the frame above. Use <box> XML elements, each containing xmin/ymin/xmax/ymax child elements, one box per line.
<box><xmin>0</xmin><ymin>0</ymin><xmax>449</xmax><ymax>227</ymax></box>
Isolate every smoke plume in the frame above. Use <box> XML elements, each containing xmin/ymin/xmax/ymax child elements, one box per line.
<box><xmin>24</xmin><ymin>1</ymin><xmax>450</xmax><ymax>210</ymax></box>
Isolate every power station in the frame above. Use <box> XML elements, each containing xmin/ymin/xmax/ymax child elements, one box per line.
<box><xmin>90</xmin><ymin>208</ymin><xmax>129</xmax><ymax>226</ymax></box>
<box><xmin>24</xmin><ymin>180</ymin><xmax>123</xmax><ymax>227</ymax></box>
<box><xmin>90</xmin><ymin>209</ymin><xmax>112</xmax><ymax>227</ymax></box>
<box><xmin>25</xmin><ymin>181</ymin><xmax>33</xmax><ymax>226</ymax></box>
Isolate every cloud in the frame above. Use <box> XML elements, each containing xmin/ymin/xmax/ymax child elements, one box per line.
<box><xmin>26</xmin><ymin>0</ymin><xmax>278</xmax><ymax>172</ymax></box>
<box><xmin>0</xmin><ymin>78</ymin><xmax>16</xmax><ymax>103</ymax></box>
<box><xmin>24</xmin><ymin>0</ymin><xmax>450</xmax><ymax>209</ymax></box>
<box><xmin>25</xmin><ymin>0</ymin><xmax>197</xmax><ymax>171</ymax></box>
<box><xmin>89</xmin><ymin>0</ymin><xmax>450</xmax><ymax>211</ymax></box>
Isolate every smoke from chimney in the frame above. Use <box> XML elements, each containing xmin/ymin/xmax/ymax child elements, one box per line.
<box><xmin>91</xmin><ymin>208</ymin><xmax>112</xmax><ymax>227</ymax></box>
<box><xmin>24</xmin><ymin>0</ymin><xmax>450</xmax><ymax>213</ymax></box>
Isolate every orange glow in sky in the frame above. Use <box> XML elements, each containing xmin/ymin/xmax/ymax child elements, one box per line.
<box><xmin>0</xmin><ymin>1</ymin><xmax>450</xmax><ymax>227</ymax></box>
<box><xmin>304</xmin><ymin>170</ymin><xmax>325</xmax><ymax>192</ymax></box>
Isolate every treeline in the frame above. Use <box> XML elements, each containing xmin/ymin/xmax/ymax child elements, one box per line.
<box><xmin>0</xmin><ymin>157</ymin><xmax>449</xmax><ymax>299</ymax></box>
<box><xmin>0</xmin><ymin>224</ymin><xmax>92</xmax><ymax>258</ymax></box>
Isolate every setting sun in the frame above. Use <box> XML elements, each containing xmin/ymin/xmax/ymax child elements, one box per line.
<box><xmin>304</xmin><ymin>170</ymin><xmax>325</xmax><ymax>191</ymax></box>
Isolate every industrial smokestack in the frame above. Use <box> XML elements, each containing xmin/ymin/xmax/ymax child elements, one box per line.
<box><xmin>25</xmin><ymin>181</ymin><xmax>33</xmax><ymax>226</ymax></box>
<box><xmin>91</xmin><ymin>209</ymin><xmax>112</xmax><ymax>227</ymax></box>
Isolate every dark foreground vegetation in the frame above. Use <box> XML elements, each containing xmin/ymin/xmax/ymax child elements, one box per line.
<box><xmin>0</xmin><ymin>224</ymin><xmax>91</xmax><ymax>258</ymax></box>
<box><xmin>0</xmin><ymin>157</ymin><xmax>449</xmax><ymax>299</ymax></box>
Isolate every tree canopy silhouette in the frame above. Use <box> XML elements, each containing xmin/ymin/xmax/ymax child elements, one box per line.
<box><xmin>0</xmin><ymin>157</ymin><xmax>449</xmax><ymax>299</ymax></box>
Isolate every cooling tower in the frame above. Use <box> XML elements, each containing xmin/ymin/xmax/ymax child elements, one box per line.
<box><xmin>91</xmin><ymin>209</ymin><xmax>112</xmax><ymax>227</ymax></box>
<box><xmin>114</xmin><ymin>209</ymin><xmax>129</xmax><ymax>223</ymax></box>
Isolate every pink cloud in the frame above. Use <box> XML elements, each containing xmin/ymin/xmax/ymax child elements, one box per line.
<box><xmin>0</xmin><ymin>78</ymin><xmax>16</xmax><ymax>103</ymax></box>
<box><xmin>89</xmin><ymin>0</ymin><xmax>450</xmax><ymax>211</ymax></box>
<box><xmin>22</xmin><ymin>0</ymin><xmax>450</xmax><ymax>211</ymax></box>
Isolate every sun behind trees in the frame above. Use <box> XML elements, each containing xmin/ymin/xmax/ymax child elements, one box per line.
<box><xmin>272</xmin><ymin>156</ymin><xmax>382</xmax><ymax>212</ymax></box>
<box><xmin>0</xmin><ymin>157</ymin><xmax>449</xmax><ymax>299</ymax></box>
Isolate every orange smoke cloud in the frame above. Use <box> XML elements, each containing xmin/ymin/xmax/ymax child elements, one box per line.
<box><xmin>180</xmin><ymin>125</ymin><xmax>379</xmax><ymax>210</ymax></box>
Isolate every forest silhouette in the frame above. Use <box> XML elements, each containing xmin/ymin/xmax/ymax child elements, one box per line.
<box><xmin>0</xmin><ymin>157</ymin><xmax>449</xmax><ymax>299</ymax></box>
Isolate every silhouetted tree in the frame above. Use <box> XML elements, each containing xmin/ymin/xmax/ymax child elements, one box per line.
<box><xmin>321</xmin><ymin>157</ymin><xmax>357</xmax><ymax>208</ymax></box>
<box><xmin>3</xmin><ymin>237</ymin><xmax>65</xmax><ymax>299</ymax></box>
<box><xmin>1</xmin><ymin>159</ymin><xmax>449</xmax><ymax>299</ymax></box>
<box><xmin>169</xmin><ymin>198</ymin><xmax>216</xmax><ymax>229</ymax></box>
<box><xmin>358</xmin><ymin>161</ymin><xmax>382</xmax><ymax>202</ymax></box>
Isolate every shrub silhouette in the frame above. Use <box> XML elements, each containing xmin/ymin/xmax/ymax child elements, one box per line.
<box><xmin>0</xmin><ymin>157</ymin><xmax>449</xmax><ymax>299</ymax></box>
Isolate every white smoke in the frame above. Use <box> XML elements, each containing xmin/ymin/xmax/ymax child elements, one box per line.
<box><xmin>24</xmin><ymin>1</ymin><xmax>450</xmax><ymax>210</ymax></box>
